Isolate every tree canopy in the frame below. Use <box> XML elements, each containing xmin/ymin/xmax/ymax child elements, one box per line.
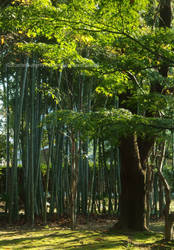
<box><xmin>0</xmin><ymin>0</ymin><xmax>174</xmax><ymax>237</ymax></box>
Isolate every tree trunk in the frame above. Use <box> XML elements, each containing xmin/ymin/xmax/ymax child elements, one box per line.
<box><xmin>157</xmin><ymin>141</ymin><xmax>174</xmax><ymax>241</ymax></box>
<box><xmin>159</xmin><ymin>178</ymin><xmax>164</xmax><ymax>219</ymax></box>
<box><xmin>164</xmin><ymin>213</ymin><xmax>174</xmax><ymax>241</ymax></box>
<box><xmin>158</xmin><ymin>0</ymin><xmax>173</xmax><ymax>241</ymax></box>
<box><xmin>146</xmin><ymin>164</ymin><xmax>153</xmax><ymax>227</ymax></box>
<box><xmin>116</xmin><ymin>134</ymin><xmax>153</xmax><ymax>231</ymax></box>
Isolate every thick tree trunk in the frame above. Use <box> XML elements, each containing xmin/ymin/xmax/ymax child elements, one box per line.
<box><xmin>164</xmin><ymin>213</ymin><xmax>174</xmax><ymax>241</ymax></box>
<box><xmin>114</xmin><ymin>0</ymin><xmax>172</xmax><ymax>234</ymax></box>
<box><xmin>158</xmin><ymin>0</ymin><xmax>173</xmax><ymax>241</ymax></box>
<box><xmin>116</xmin><ymin>134</ymin><xmax>153</xmax><ymax>231</ymax></box>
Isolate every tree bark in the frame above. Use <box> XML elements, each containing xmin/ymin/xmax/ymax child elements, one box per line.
<box><xmin>158</xmin><ymin>0</ymin><xmax>173</xmax><ymax>240</ymax></box>
<box><xmin>116</xmin><ymin>134</ymin><xmax>153</xmax><ymax>231</ymax></box>
<box><xmin>114</xmin><ymin>0</ymin><xmax>172</xmax><ymax>232</ymax></box>
<box><xmin>146</xmin><ymin>164</ymin><xmax>153</xmax><ymax>227</ymax></box>
<box><xmin>158</xmin><ymin>167</ymin><xmax>174</xmax><ymax>241</ymax></box>
<box><xmin>165</xmin><ymin>213</ymin><xmax>174</xmax><ymax>241</ymax></box>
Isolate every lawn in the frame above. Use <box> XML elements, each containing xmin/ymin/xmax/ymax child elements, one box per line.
<box><xmin>0</xmin><ymin>218</ymin><xmax>174</xmax><ymax>249</ymax></box>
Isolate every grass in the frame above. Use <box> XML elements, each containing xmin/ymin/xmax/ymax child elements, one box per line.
<box><xmin>0</xmin><ymin>220</ymin><xmax>173</xmax><ymax>250</ymax></box>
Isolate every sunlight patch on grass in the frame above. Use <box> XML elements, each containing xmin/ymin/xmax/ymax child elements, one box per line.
<box><xmin>130</xmin><ymin>231</ymin><xmax>163</xmax><ymax>244</ymax></box>
<box><xmin>0</xmin><ymin>228</ymin><xmax>131</xmax><ymax>250</ymax></box>
<box><xmin>0</xmin><ymin>225</ymin><xmax>173</xmax><ymax>249</ymax></box>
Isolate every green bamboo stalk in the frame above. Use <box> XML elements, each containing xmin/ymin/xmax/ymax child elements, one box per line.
<box><xmin>70</xmin><ymin>130</ymin><xmax>79</xmax><ymax>229</ymax></box>
<box><xmin>63</xmin><ymin>135</ymin><xmax>71</xmax><ymax>216</ymax></box>
<box><xmin>90</xmin><ymin>138</ymin><xmax>97</xmax><ymax>214</ymax></box>
<box><xmin>2</xmin><ymin>65</ymin><xmax>10</xmax><ymax>214</ymax></box>
<box><xmin>43</xmin><ymin>124</ymin><xmax>54</xmax><ymax>224</ymax></box>
<box><xmin>25</xmin><ymin>106</ymin><xmax>30</xmax><ymax>221</ymax></box>
<box><xmin>116</xmin><ymin>147</ymin><xmax>121</xmax><ymax>214</ymax></box>
<box><xmin>77</xmin><ymin>139</ymin><xmax>82</xmax><ymax>214</ymax></box>
<box><xmin>83</xmin><ymin>141</ymin><xmax>89</xmax><ymax>215</ymax></box>
<box><xmin>34</xmin><ymin>95</ymin><xmax>44</xmax><ymax>216</ymax></box>
<box><xmin>49</xmin><ymin>132</ymin><xmax>57</xmax><ymax>216</ymax></box>
<box><xmin>9</xmin><ymin>58</ymin><xmax>29</xmax><ymax>223</ymax></box>
<box><xmin>108</xmin><ymin>155</ymin><xmax>114</xmax><ymax>214</ymax></box>
<box><xmin>30</xmin><ymin>63</ymin><xmax>36</xmax><ymax>225</ymax></box>
<box><xmin>57</xmin><ymin>133</ymin><xmax>64</xmax><ymax>216</ymax></box>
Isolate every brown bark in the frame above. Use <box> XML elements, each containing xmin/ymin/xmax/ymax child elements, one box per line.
<box><xmin>156</xmin><ymin>141</ymin><xmax>174</xmax><ymax>240</ymax></box>
<box><xmin>158</xmin><ymin>0</ymin><xmax>173</xmax><ymax>240</ymax></box>
<box><xmin>70</xmin><ymin>131</ymin><xmax>79</xmax><ymax>230</ymax></box>
<box><xmin>116</xmin><ymin>134</ymin><xmax>153</xmax><ymax>231</ymax></box>
<box><xmin>159</xmin><ymin>178</ymin><xmax>164</xmax><ymax>218</ymax></box>
<box><xmin>158</xmin><ymin>168</ymin><xmax>174</xmax><ymax>241</ymax></box>
<box><xmin>114</xmin><ymin>0</ymin><xmax>173</xmax><ymax>234</ymax></box>
<box><xmin>165</xmin><ymin>213</ymin><xmax>174</xmax><ymax>241</ymax></box>
<box><xmin>165</xmin><ymin>212</ymin><xmax>174</xmax><ymax>240</ymax></box>
<box><xmin>156</xmin><ymin>141</ymin><xmax>174</xmax><ymax>241</ymax></box>
<box><xmin>146</xmin><ymin>164</ymin><xmax>153</xmax><ymax>227</ymax></box>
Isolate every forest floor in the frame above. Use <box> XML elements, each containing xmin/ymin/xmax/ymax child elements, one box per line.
<box><xmin>0</xmin><ymin>215</ymin><xmax>174</xmax><ymax>249</ymax></box>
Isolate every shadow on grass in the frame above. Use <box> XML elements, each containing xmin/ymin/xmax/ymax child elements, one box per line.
<box><xmin>150</xmin><ymin>221</ymin><xmax>164</xmax><ymax>233</ymax></box>
<box><xmin>0</xmin><ymin>232</ymin><xmax>73</xmax><ymax>247</ymax></box>
<box><xmin>0</xmin><ymin>225</ymin><xmax>174</xmax><ymax>249</ymax></box>
<box><xmin>0</xmin><ymin>230</ymin><xmax>106</xmax><ymax>249</ymax></box>
<box><xmin>0</xmin><ymin>239</ymin><xmax>132</xmax><ymax>250</ymax></box>
<box><xmin>125</xmin><ymin>230</ymin><xmax>174</xmax><ymax>250</ymax></box>
<box><xmin>65</xmin><ymin>240</ymin><xmax>133</xmax><ymax>250</ymax></box>
<box><xmin>0</xmin><ymin>230</ymin><xmax>131</xmax><ymax>249</ymax></box>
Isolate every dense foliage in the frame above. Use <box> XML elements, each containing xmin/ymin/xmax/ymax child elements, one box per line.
<box><xmin>0</xmin><ymin>0</ymin><xmax>174</xmax><ymax>238</ymax></box>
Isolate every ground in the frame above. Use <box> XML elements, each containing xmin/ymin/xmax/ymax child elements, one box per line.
<box><xmin>0</xmin><ymin>216</ymin><xmax>174</xmax><ymax>249</ymax></box>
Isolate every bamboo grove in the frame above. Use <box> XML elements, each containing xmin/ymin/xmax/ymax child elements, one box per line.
<box><xmin>0</xmin><ymin>62</ymin><xmax>122</xmax><ymax>227</ymax></box>
<box><xmin>0</xmin><ymin>0</ymin><xmax>174</xmax><ymax>237</ymax></box>
<box><xmin>0</xmin><ymin>59</ymin><xmax>173</xmax><ymax>228</ymax></box>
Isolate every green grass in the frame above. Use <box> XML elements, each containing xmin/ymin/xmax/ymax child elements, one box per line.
<box><xmin>0</xmin><ymin>222</ymin><xmax>173</xmax><ymax>250</ymax></box>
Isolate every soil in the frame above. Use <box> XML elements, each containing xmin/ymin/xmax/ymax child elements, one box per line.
<box><xmin>0</xmin><ymin>212</ymin><xmax>117</xmax><ymax>231</ymax></box>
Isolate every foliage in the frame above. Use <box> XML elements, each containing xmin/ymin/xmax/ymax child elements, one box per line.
<box><xmin>0</xmin><ymin>0</ymin><xmax>174</xmax><ymax>231</ymax></box>
<box><xmin>46</xmin><ymin>108</ymin><xmax>174</xmax><ymax>144</ymax></box>
<box><xmin>0</xmin><ymin>134</ymin><xmax>10</xmax><ymax>164</ymax></box>
<box><xmin>1</xmin><ymin>0</ymin><xmax>174</xmax><ymax>106</ymax></box>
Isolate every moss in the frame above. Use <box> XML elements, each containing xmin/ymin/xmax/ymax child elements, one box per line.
<box><xmin>0</xmin><ymin>225</ymin><xmax>173</xmax><ymax>249</ymax></box>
